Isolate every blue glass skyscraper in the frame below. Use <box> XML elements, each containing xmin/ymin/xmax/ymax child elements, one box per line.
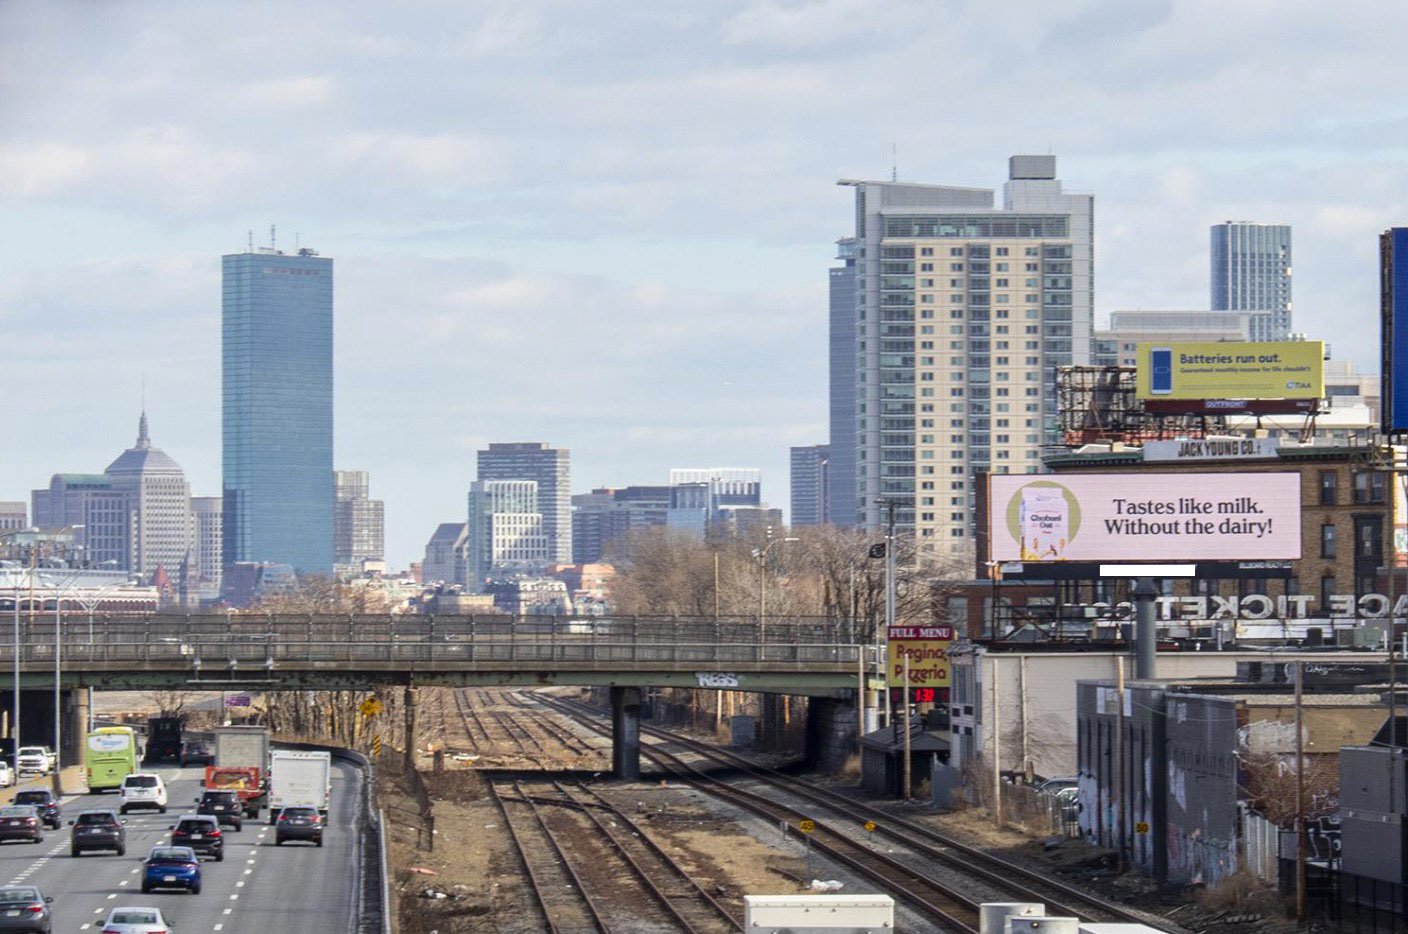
<box><xmin>222</xmin><ymin>246</ymin><xmax>334</xmax><ymax>576</ymax></box>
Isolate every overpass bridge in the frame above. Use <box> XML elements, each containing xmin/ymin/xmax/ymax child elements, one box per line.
<box><xmin>0</xmin><ymin>614</ymin><xmax>876</xmax><ymax>780</ymax></box>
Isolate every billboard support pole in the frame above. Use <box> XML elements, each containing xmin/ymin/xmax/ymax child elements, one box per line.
<box><xmin>1132</xmin><ymin>577</ymin><xmax>1158</xmax><ymax>680</ymax></box>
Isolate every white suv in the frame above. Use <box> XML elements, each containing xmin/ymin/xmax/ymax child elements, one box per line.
<box><xmin>119</xmin><ymin>773</ymin><xmax>168</xmax><ymax>814</ymax></box>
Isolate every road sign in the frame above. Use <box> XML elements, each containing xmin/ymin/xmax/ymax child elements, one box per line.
<box><xmin>1135</xmin><ymin>821</ymin><xmax>1150</xmax><ymax>834</ymax></box>
<box><xmin>359</xmin><ymin>697</ymin><xmax>384</xmax><ymax>718</ymax></box>
<box><xmin>799</xmin><ymin>819</ymin><xmax>815</xmax><ymax>835</ymax></box>
<box><xmin>863</xmin><ymin>820</ymin><xmax>876</xmax><ymax>833</ymax></box>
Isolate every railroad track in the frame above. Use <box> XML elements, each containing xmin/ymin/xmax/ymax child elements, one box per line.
<box><xmin>532</xmin><ymin>692</ymin><xmax>1166</xmax><ymax>933</ymax></box>
<box><xmin>488</xmin><ymin>774</ymin><xmax>743</xmax><ymax>933</ymax></box>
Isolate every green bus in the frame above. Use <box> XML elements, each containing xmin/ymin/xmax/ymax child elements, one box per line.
<box><xmin>86</xmin><ymin>727</ymin><xmax>138</xmax><ymax>792</ymax></box>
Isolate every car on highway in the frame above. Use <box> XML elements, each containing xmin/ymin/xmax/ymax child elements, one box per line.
<box><xmin>13</xmin><ymin>791</ymin><xmax>60</xmax><ymax>830</ymax></box>
<box><xmin>178</xmin><ymin>742</ymin><xmax>213</xmax><ymax>768</ymax></box>
<box><xmin>15</xmin><ymin>748</ymin><xmax>52</xmax><ymax>776</ymax></box>
<box><xmin>0</xmin><ymin>807</ymin><xmax>42</xmax><ymax>845</ymax></box>
<box><xmin>0</xmin><ymin>885</ymin><xmax>55</xmax><ymax>933</ymax></box>
<box><xmin>273</xmin><ymin>805</ymin><xmax>324</xmax><ymax>846</ymax></box>
<box><xmin>195</xmin><ymin>789</ymin><xmax>242</xmax><ymax>830</ymax></box>
<box><xmin>140</xmin><ymin>845</ymin><xmax>201</xmax><ymax>895</ymax></box>
<box><xmin>0</xmin><ymin>763</ymin><xmax>14</xmax><ymax>788</ymax></box>
<box><xmin>70</xmin><ymin>809</ymin><xmax>126</xmax><ymax>856</ymax></box>
<box><xmin>99</xmin><ymin>906</ymin><xmax>173</xmax><ymax>933</ymax></box>
<box><xmin>169</xmin><ymin>814</ymin><xmax>224</xmax><ymax>861</ymax></box>
<box><xmin>119</xmin><ymin>774</ymin><xmax>167</xmax><ymax>815</ymax></box>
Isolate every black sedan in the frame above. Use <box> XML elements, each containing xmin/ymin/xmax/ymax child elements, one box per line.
<box><xmin>170</xmin><ymin>814</ymin><xmax>224</xmax><ymax>861</ymax></box>
<box><xmin>273</xmin><ymin>806</ymin><xmax>323</xmax><ymax>846</ymax></box>
<box><xmin>69</xmin><ymin>809</ymin><xmax>126</xmax><ymax>856</ymax></box>
<box><xmin>0</xmin><ymin>808</ymin><xmax>42</xmax><ymax>845</ymax></box>
<box><xmin>179</xmin><ymin>742</ymin><xmax>213</xmax><ymax>768</ymax></box>
<box><xmin>0</xmin><ymin>885</ymin><xmax>53</xmax><ymax>933</ymax></box>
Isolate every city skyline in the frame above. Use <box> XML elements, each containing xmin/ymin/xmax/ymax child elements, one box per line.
<box><xmin>5</xmin><ymin>2</ymin><xmax>1408</xmax><ymax>566</ymax></box>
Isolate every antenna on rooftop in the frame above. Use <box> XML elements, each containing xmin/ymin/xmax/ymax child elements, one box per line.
<box><xmin>891</xmin><ymin>142</ymin><xmax>898</xmax><ymax>182</ymax></box>
<box><xmin>270</xmin><ymin>224</ymin><xmax>277</xmax><ymax>252</ymax></box>
<box><xmin>247</xmin><ymin>230</ymin><xmax>253</xmax><ymax>253</ymax></box>
<box><xmin>295</xmin><ymin>232</ymin><xmax>300</xmax><ymax>251</ymax></box>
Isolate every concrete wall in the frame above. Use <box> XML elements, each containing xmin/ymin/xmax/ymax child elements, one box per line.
<box><xmin>804</xmin><ymin>697</ymin><xmax>857</xmax><ymax>773</ymax></box>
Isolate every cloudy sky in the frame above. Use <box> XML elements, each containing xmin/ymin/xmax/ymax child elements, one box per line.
<box><xmin>2</xmin><ymin>0</ymin><xmax>1404</xmax><ymax>566</ymax></box>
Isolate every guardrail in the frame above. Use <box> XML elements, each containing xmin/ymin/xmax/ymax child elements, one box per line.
<box><xmin>0</xmin><ymin>616</ymin><xmax>866</xmax><ymax>670</ymax></box>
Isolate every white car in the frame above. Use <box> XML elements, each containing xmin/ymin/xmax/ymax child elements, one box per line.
<box><xmin>0</xmin><ymin>762</ymin><xmax>14</xmax><ymax>787</ymax></box>
<box><xmin>16</xmin><ymin>747</ymin><xmax>50</xmax><ymax>775</ymax></box>
<box><xmin>100</xmin><ymin>905</ymin><xmax>173</xmax><ymax>933</ymax></box>
<box><xmin>119</xmin><ymin>774</ymin><xmax>168</xmax><ymax>814</ymax></box>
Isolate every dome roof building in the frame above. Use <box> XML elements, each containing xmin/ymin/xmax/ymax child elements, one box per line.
<box><xmin>105</xmin><ymin>412</ymin><xmax>191</xmax><ymax>581</ymax></box>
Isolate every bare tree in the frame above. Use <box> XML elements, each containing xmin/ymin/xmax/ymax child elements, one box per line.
<box><xmin>144</xmin><ymin>689</ymin><xmax>193</xmax><ymax>719</ymax></box>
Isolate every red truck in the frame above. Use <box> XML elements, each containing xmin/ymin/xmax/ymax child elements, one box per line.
<box><xmin>204</xmin><ymin>766</ymin><xmax>266</xmax><ymax>818</ymax></box>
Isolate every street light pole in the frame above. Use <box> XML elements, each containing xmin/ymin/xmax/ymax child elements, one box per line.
<box><xmin>52</xmin><ymin>595</ymin><xmax>62</xmax><ymax>795</ymax></box>
<box><xmin>754</xmin><ymin>536</ymin><xmax>799</xmax><ymax>645</ymax></box>
<box><xmin>9</xmin><ymin>569</ymin><xmax>19</xmax><ymax>779</ymax></box>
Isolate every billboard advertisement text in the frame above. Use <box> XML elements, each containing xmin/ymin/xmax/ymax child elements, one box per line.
<box><xmin>886</xmin><ymin>625</ymin><xmax>952</xmax><ymax>689</ymax></box>
<box><xmin>1135</xmin><ymin>341</ymin><xmax>1323</xmax><ymax>401</ymax></box>
<box><xmin>987</xmin><ymin>473</ymin><xmax>1302</xmax><ymax>562</ymax></box>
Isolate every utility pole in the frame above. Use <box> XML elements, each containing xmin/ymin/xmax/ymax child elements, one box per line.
<box><xmin>1295</xmin><ymin>659</ymin><xmax>1306</xmax><ymax>922</ymax></box>
<box><xmin>992</xmin><ymin>655</ymin><xmax>1003</xmax><ymax>829</ymax></box>
<box><xmin>1115</xmin><ymin>655</ymin><xmax>1127</xmax><ymax>873</ymax></box>
<box><xmin>902</xmin><ymin>653</ymin><xmax>912</xmax><ymax>799</ymax></box>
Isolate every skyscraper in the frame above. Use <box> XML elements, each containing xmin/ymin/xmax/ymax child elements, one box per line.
<box><xmin>333</xmin><ymin>469</ymin><xmax>385</xmax><ymax>573</ymax></box>
<box><xmin>475</xmin><ymin>443</ymin><xmax>571</xmax><ymax>563</ymax></box>
<box><xmin>222</xmin><ymin>245</ymin><xmax>334</xmax><ymax>575</ymax></box>
<box><xmin>1210</xmin><ymin>221</ymin><xmax>1292</xmax><ymax>340</ymax></box>
<box><xmin>840</xmin><ymin>155</ymin><xmax>1093</xmax><ymax>557</ymax></box>
<box><xmin>105</xmin><ymin>412</ymin><xmax>192</xmax><ymax>579</ymax></box>
<box><xmin>466</xmin><ymin>479</ymin><xmax>548</xmax><ymax>588</ymax></box>
<box><xmin>827</xmin><ymin>238</ymin><xmax>858</xmax><ymax>527</ymax></box>
<box><xmin>32</xmin><ymin>474</ymin><xmax>130</xmax><ymax>568</ymax></box>
<box><xmin>789</xmin><ymin>445</ymin><xmax>830</xmax><ymax>527</ymax></box>
<box><xmin>190</xmin><ymin>496</ymin><xmax>223</xmax><ymax>597</ymax></box>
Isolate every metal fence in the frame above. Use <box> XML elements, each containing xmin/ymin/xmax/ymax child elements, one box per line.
<box><xmin>1000</xmin><ymin>782</ymin><xmax>1080</xmax><ymax>839</ymax></box>
<box><xmin>1241</xmin><ymin>807</ymin><xmax>1281</xmax><ymax>884</ymax></box>
<box><xmin>0</xmin><ymin>614</ymin><xmax>865</xmax><ymax>671</ymax></box>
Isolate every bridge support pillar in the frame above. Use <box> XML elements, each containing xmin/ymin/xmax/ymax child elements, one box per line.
<box><xmin>403</xmin><ymin>686</ymin><xmax>417</xmax><ymax>773</ymax></box>
<box><xmin>611</xmin><ymin>686</ymin><xmax>641</xmax><ymax>781</ymax></box>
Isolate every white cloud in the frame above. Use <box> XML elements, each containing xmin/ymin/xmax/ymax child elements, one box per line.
<box><xmin>231</xmin><ymin>75</ymin><xmax>335</xmax><ymax>108</ymax></box>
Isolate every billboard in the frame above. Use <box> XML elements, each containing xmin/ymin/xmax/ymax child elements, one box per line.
<box><xmin>1134</xmin><ymin>341</ymin><xmax>1323</xmax><ymax>401</ymax></box>
<box><xmin>987</xmin><ymin>473</ymin><xmax>1302</xmax><ymax>562</ymax></box>
<box><xmin>1383</xmin><ymin>228</ymin><xmax>1408</xmax><ymax>432</ymax></box>
<box><xmin>886</xmin><ymin>625</ymin><xmax>953</xmax><ymax>689</ymax></box>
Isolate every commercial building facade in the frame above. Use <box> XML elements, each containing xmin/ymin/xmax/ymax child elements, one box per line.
<box><xmin>789</xmin><ymin>444</ymin><xmax>830</xmax><ymax>527</ymax></box>
<box><xmin>827</xmin><ymin>238</ymin><xmax>859</xmax><ymax>527</ymax></box>
<box><xmin>1210</xmin><ymin>221</ymin><xmax>1292</xmax><ymax>340</ymax></box>
<box><xmin>475</xmin><ymin>443</ymin><xmax>571</xmax><ymax>564</ymax></box>
<box><xmin>189</xmin><ymin>496</ymin><xmax>222</xmax><ymax>597</ymax></box>
<box><xmin>0</xmin><ymin>503</ymin><xmax>24</xmax><ymax>532</ymax></box>
<box><xmin>841</xmin><ymin>155</ymin><xmax>1093</xmax><ymax>555</ymax></box>
<box><xmin>1093</xmin><ymin>309</ymin><xmax>1254</xmax><ymax>367</ymax></box>
<box><xmin>333</xmin><ymin>469</ymin><xmax>385</xmax><ymax>574</ymax></box>
<box><xmin>570</xmin><ymin>486</ymin><xmax>670</xmax><ymax>563</ymax></box>
<box><xmin>422</xmin><ymin>522</ymin><xmax>468</xmax><ymax>587</ymax></box>
<box><xmin>222</xmin><ymin>246</ymin><xmax>334</xmax><ymax>576</ymax></box>
<box><xmin>467</xmin><ymin>480</ymin><xmax>549</xmax><ymax>589</ymax></box>
<box><xmin>105</xmin><ymin>412</ymin><xmax>191</xmax><ymax>579</ymax></box>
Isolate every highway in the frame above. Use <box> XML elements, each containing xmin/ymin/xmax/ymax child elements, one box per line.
<box><xmin>0</xmin><ymin>760</ymin><xmax>362</xmax><ymax>932</ymax></box>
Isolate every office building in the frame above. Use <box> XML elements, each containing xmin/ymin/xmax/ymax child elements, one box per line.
<box><xmin>789</xmin><ymin>444</ymin><xmax>830</xmax><ymax>526</ymax></box>
<box><xmin>105</xmin><ymin>411</ymin><xmax>192</xmax><ymax>579</ymax></box>
<box><xmin>840</xmin><ymin>155</ymin><xmax>1093</xmax><ymax>554</ymax></box>
<box><xmin>222</xmin><ymin>244</ymin><xmax>334</xmax><ymax>576</ymax></box>
<box><xmin>466</xmin><ymin>480</ymin><xmax>549</xmax><ymax>589</ymax></box>
<box><xmin>190</xmin><ymin>496</ymin><xmax>223</xmax><ymax>597</ymax></box>
<box><xmin>666</xmin><ymin>468</ymin><xmax>767</xmax><ymax>538</ymax></box>
<box><xmin>828</xmin><ymin>238</ymin><xmax>859</xmax><ymax>527</ymax></box>
<box><xmin>570</xmin><ymin>486</ymin><xmax>670</xmax><ymax>563</ymax></box>
<box><xmin>333</xmin><ymin>469</ymin><xmax>385</xmax><ymax>574</ymax></box>
<box><xmin>422</xmin><ymin>522</ymin><xmax>468</xmax><ymax>587</ymax></box>
<box><xmin>1093</xmin><ymin>310</ymin><xmax>1254</xmax><ymax>366</ymax></box>
<box><xmin>475</xmin><ymin>443</ymin><xmax>571</xmax><ymax>563</ymax></box>
<box><xmin>1210</xmin><ymin>221</ymin><xmax>1292</xmax><ymax>340</ymax></box>
<box><xmin>0</xmin><ymin>503</ymin><xmax>25</xmax><ymax>532</ymax></box>
<box><xmin>32</xmin><ymin>474</ymin><xmax>130</xmax><ymax>569</ymax></box>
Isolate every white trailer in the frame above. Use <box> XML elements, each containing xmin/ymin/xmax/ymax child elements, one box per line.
<box><xmin>213</xmin><ymin>726</ymin><xmax>269</xmax><ymax>771</ymax></box>
<box><xmin>267</xmin><ymin>750</ymin><xmax>332</xmax><ymax>822</ymax></box>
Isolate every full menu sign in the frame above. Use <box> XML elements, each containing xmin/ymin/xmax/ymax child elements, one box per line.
<box><xmin>886</xmin><ymin>625</ymin><xmax>953</xmax><ymax>689</ymax></box>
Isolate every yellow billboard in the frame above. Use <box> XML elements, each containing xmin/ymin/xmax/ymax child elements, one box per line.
<box><xmin>886</xmin><ymin>625</ymin><xmax>953</xmax><ymax>688</ymax></box>
<box><xmin>1135</xmin><ymin>341</ymin><xmax>1323</xmax><ymax>400</ymax></box>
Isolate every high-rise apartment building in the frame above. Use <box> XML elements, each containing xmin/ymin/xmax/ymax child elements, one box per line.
<box><xmin>106</xmin><ymin>412</ymin><xmax>192</xmax><ymax>579</ymax></box>
<box><xmin>466</xmin><ymin>480</ymin><xmax>549</xmax><ymax>589</ymax></box>
<box><xmin>827</xmin><ymin>238</ymin><xmax>859</xmax><ymax>527</ymax></box>
<box><xmin>222</xmin><ymin>245</ymin><xmax>334</xmax><ymax>575</ymax></box>
<box><xmin>840</xmin><ymin>155</ymin><xmax>1093</xmax><ymax>554</ymax></box>
<box><xmin>789</xmin><ymin>445</ymin><xmax>830</xmax><ymax>527</ymax></box>
<box><xmin>1210</xmin><ymin>221</ymin><xmax>1292</xmax><ymax>340</ymax></box>
<box><xmin>333</xmin><ymin>469</ymin><xmax>385</xmax><ymax>574</ymax></box>
<box><xmin>570</xmin><ymin>486</ymin><xmax>671</xmax><ymax>563</ymax></box>
<box><xmin>190</xmin><ymin>496</ymin><xmax>223</xmax><ymax>595</ymax></box>
<box><xmin>475</xmin><ymin>443</ymin><xmax>571</xmax><ymax>563</ymax></box>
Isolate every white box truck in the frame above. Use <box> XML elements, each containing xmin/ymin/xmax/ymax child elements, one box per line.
<box><xmin>267</xmin><ymin>750</ymin><xmax>332</xmax><ymax>823</ymax></box>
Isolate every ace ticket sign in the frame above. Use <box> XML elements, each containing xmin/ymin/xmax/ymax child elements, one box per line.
<box><xmin>887</xmin><ymin>625</ymin><xmax>954</xmax><ymax>689</ymax></box>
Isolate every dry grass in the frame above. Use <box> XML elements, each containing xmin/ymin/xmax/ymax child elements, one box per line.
<box><xmin>1195</xmin><ymin>869</ymin><xmax>1273</xmax><ymax>914</ymax></box>
<box><xmin>838</xmin><ymin>753</ymin><xmax>861</xmax><ymax>782</ymax></box>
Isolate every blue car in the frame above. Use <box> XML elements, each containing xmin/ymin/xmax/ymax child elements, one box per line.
<box><xmin>140</xmin><ymin>845</ymin><xmax>201</xmax><ymax>895</ymax></box>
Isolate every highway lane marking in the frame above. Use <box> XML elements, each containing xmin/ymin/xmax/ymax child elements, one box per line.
<box><xmin>229</xmin><ymin>893</ymin><xmax>239</xmax><ymax>900</ymax></box>
<box><xmin>223</xmin><ymin>907</ymin><xmax>232</xmax><ymax>914</ymax></box>
<box><xmin>215</xmin><ymin>925</ymin><xmax>224</xmax><ymax>931</ymax></box>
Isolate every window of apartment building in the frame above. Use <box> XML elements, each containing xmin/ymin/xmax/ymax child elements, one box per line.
<box><xmin>950</xmin><ymin>467</ymin><xmax>964</xmax><ymax>474</ymax></box>
<box><xmin>920</xmin><ymin>247</ymin><xmax>934</xmax><ymax>256</ymax></box>
<box><xmin>995</xmin><ymin>356</ymin><xmax>1009</xmax><ymax>365</ymax></box>
<box><xmin>1026</xmin><ymin>278</ymin><xmax>1038</xmax><ymax>288</ymax></box>
<box><xmin>921</xmin><ymin>263</ymin><xmax>934</xmax><ymax>272</ymax></box>
<box><xmin>950</xmin><ymin>248</ymin><xmax>964</xmax><ymax>256</ymax></box>
<box><xmin>1025</xmin><ymin>263</ymin><xmax>1039</xmax><ymax>272</ymax></box>
<box><xmin>1025</xmin><ymin>325</ymin><xmax>1039</xmax><ymax>334</ymax></box>
<box><xmin>922</xmin><ymin>512</ymin><xmax>934</xmax><ymax>521</ymax></box>
<box><xmin>1320</xmin><ymin>574</ymin><xmax>1336</xmax><ymax>610</ymax></box>
<box><xmin>951</xmin><ymin>528</ymin><xmax>965</xmax><ymax>537</ymax></box>
<box><xmin>996</xmin><ymin>451</ymin><xmax>1010</xmax><ymax>459</ymax></box>
<box><xmin>1025</xmin><ymin>247</ymin><xmax>1039</xmax><ymax>256</ymax></box>
<box><xmin>996</xmin><ymin>418</ymin><xmax>1009</xmax><ymax>427</ymax></box>
<box><xmin>949</xmin><ymin>279</ymin><xmax>961</xmax><ymax>287</ymax></box>
<box><xmin>995</xmin><ymin>434</ymin><xmax>1010</xmax><ymax>443</ymax></box>
<box><xmin>1025</xmin><ymin>403</ymin><xmax>1039</xmax><ymax>412</ymax></box>
<box><xmin>1025</xmin><ymin>295</ymin><xmax>1039</xmax><ymax>303</ymax></box>
<box><xmin>921</xmin><ymin>278</ymin><xmax>934</xmax><ymax>287</ymax></box>
<box><xmin>996</xmin><ymin>388</ymin><xmax>1010</xmax><ymax>396</ymax></box>
<box><xmin>1286</xmin><ymin>576</ymin><xmax>1299</xmax><ymax>597</ymax></box>
<box><xmin>921</xmin><ymin>294</ymin><xmax>934</xmax><ymax>303</ymax></box>
<box><xmin>922</xmin><ymin>481</ymin><xmax>935</xmax><ymax>490</ymax></box>
<box><xmin>1353</xmin><ymin>470</ymin><xmax>1385</xmax><ymax>504</ymax></box>
<box><xmin>921</xmin><ymin>341</ymin><xmax>934</xmax><ymax>349</ymax></box>
<box><xmin>951</xmin><ymin>481</ymin><xmax>965</xmax><ymax>489</ymax></box>
<box><xmin>995</xmin><ymin>247</ymin><xmax>1009</xmax><ymax>256</ymax></box>
<box><xmin>951</xmin><ymin>263</ymin><xmax>964</xmax><ymax>271</ymax></box>
<box><xmin>1025</xmin><ymin>356</ymin><xmax>1040</xmax><ymax>365</ymax></box>
<box><xmin>995</xmin><ymin>262</ymin><xmax>1009</xmax><ymax>271</ymax></box>
<box><xmin>995</xmin><ymin>278</ymin><xmax>1009</xmax><ymax>287</ymax></box>
<box><xmin>1025</xmin><ymin>388</ymin><xmax>1040</xmax><ymax>396</ymax></box>
<box><xmin>995</xmin><ymin>294</ymin><xmax>1009</xmax><ymax>303</ymax></box>
<box><xmin>996</xmin><ymin>310</ymin><xmax>1009</xmax><ymax>318</ymax></box>
<box><xmin>1356</xmin><ymin>517</ymin><xmax>1384</xmax><ymax>559</ymax></box>
<box><xmin>921</xmin><ymin>310</ymin><xmax>934</xmax><ymax>319</ymax></box>
<box><xmin>1320</xmin><ymin>523</ymin><xmax>1337</xmax><ymax>558</ymax></box>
